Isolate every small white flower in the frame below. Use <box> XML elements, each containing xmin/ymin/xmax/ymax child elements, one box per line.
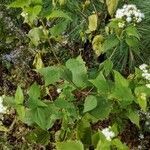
<box><xmin>57</xmin><ymin>88</ymin><xmax>61</xmax><ymax>94</ymax></box>
<box><xmin>138</xmin><ymin>145</ymin><xmax>142</xmax><ymax>149</ymax></box>
<box><xmin>145</xmin><ymin>121</ymin><xmax>150</xmax><ymax>126</ymax></box>
<box><xmin>139</xmin><ymin>134</ymin><xmax>144</xmax><ymax>139</ymax></box>
<box><xmin>118</xmin><ymin>22</ymin><xmax>125</xmax><ymax>28</ymax></box>
<box><xmin>143</xmin><ymin>73</ymin><xmax>150</xmax><ymax>81</ymax></box>
<box><xmin>123</xmin><ymin>4</ymin><xmax>128</xmax><ymax>9</ymax></box>
<box><xmin>126</xmin><ymin>17</ymin><xmax>132</xmax><ymax>22</ymax></box>
<box><xmin>139</xmin><ymin>64</ymin><xmax>148</xmax><ymax>70</ymax></box>
<box><xmin>101</xmin><ymin>127</ymin><xmax>115</xmax><ymax>141</ymax></box>
<box><xmin>126</xmin><ymin>12</ymin><xmax>131</xmax><ymax>17</ymax></box>
<box><xmin>141</xmin><ymin>13</ymin><xmax>145</xmax><ymax>18</ymax></box>
<box><xmin>137</xmin><ymin>18</ymin><xmax>142</xmax><ymax>23</ymax></box>
<box><xmin>146</xmin><ymin>84</ymin><xmax>150</xmax><ymax>88</ymax></box>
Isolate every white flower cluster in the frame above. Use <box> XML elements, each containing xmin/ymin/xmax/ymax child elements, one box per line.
<box><xmin>101</xmin><ymin>127</ymin><xmax>115</xmax><ymax>141</ymax></box>
<box><xmin>0</xmin><ymin>96</ymin><xmax>7</xmax><ymax>114</ymax></box>
<box><xmin>115</xmin><ymin>4</ymin><xmax>144</xmax><ymax>24</ymax></box>
<box><xmin>139</xmin><ymin>64</ymin><xmax>150</xmax><ymax>88</ymax></box>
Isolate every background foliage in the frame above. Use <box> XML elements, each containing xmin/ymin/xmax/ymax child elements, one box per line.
<box><xmin>0</xmin><ymin>0</ymin><xmax>150</xmax><ymax>149</ymax></box>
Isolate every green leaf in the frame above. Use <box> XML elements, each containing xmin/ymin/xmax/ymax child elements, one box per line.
<box><xmin>83</xmin><ymin>95</ymin><xmax>97</xmax><ymax>113</ymax></box>
<box><xmin>28</xmin><ymin>83</ymin><xmax>40</xmax><ymax>100</ymax></box>
<box><xmin>137</xmin><ymin>95</ymin><xmax>147</xmax><ymax>112</ymax></box>
<box><xmin>28</xmin><ymin>83</ymin><xmax>47</xmax><ymax>109</ymax></box>
<box><xmin>56</xmin><ymin>141</ymin><xmax>84</xmax><ymax>150</ymax></box>
<box><xmin>125</xmin><ymin>36</ymin><xmax>139</xmax><ymax>48</ymax></box>
<box><xmin>112</xmin><ymin>71</ymin><xmax>134</xmax><ymax>106</ymax></box>
<box><xmin>26</xmin><ymin>128</ymin><xmax>50</xmax><ymax>145</ymax></box>
<box><xmin>66</xmin><ymin>56</ymin><xmax>88</xmax><ymax>88</ymax></box>
<box><xmin>103</xmin><ymin>36</ymin><xmax>119</xmax><ymax>52</ymax></box>
<box><xmin>32</xmin><ymin>107</ymin><xmax>48</xmax><ymax>129</ymax></box>
<box><xmin>96</xmin><ymin>140</ymin><xmax>111</xmax><ymax>150</ymax></box>
<box><xmin>126</xmin><ymin>109</ymin><xmax>140</xmax><ymax>128</ymax></box>
<box><xmin>50</xmin><ymin>21</ymin><xmax>68</xmax><ymax>37</ymax></box>
<box><xmin>125</xmin><ymin>26</ymin><xmax>140</xmax><ymax>40</ymax></box>
<box><xmin>111</xmin><ymin>139</ymin><xmax>129</xmax><ymax>150</ymax></box>
<box><xmin>16</xmin><ymin>105</ymin><xmax>25</xmax><ymax>121</ymax></box>
<box><xmin>135</xmin><ymin>86</ymin><xmax>150</xmax><ymax>97</ymax></box>
<box><xmin>46</xmin><ymin>10</ymin><xmax>72</xmax><ymax>20</ymax></box>
<box><xmin>28</xmin><ymin>27</ymin><xmax>44</xmax><ymax>46</ymax></box>
<box><xmin>90</xmin><ymin>97</ymin><xmax>111</xmax><ymax>120</ymax></box>
<box><xmin>38</xmin><ymin>66</ymin><xmax>61</xmax><ymax>86</ymax></box>
<box><xmin>112</xmin><ymin>85</ymin><xmax>134</xmax><ymax>107</ymax></box>
<box><xmin>8</xmin><ymin>0</ymin><xmax>30</xmax><ymax>8</ymax></box>
<box><xmin>102</xmin><ymin>59</ymin><xmax>113</xmax><ymax>76</ymax></box>
<box><xmin>92</xmin><ymin>132</ymin><xmax>101</xmax><ymax>148</ymax></box>
<box><xmin>25</xmin><ymin>5</ymin><xmax>42</xmax><ymax>23</ymax></box>
<box><xmin>77</xmin><ymin>118</ymin><xmax>92</xmax><ymax>145</ymax></box>
<box><xmin>135</xmin><ymin>88</ymin><xmax>148</xmax><ymax>112</ymax></box>
<box><xmin>90</xmin><ymin>72</ymin><xmax>110</xmax><ymax>94</ymax></box>
<box><xmin>88</xmin><ymin>14</ymin><xmax>98</xmax><ymax>32</ymax></box>
<box><xmin>114</xmin><ymin>70</ymin><xmax>129</xmax><ymax>87</ymax></box>
<box><xmin>55</xmin><ymin>98</ymin><xmax>73</xmax><ymax>109</ymax></box>
<box><xmin>15</xmin><ymin>86</ymin><xmax>24</xmax><ymax>105</ymax></box>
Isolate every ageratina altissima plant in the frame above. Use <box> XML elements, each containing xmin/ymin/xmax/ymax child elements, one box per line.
<box><xmin>139</xmin><ymin>64</ymin><xmax>150</xmax><ymax>88</ymax></box>
<box><xmin>115</xmin><ymin>4</ymin><xmax>145</xmax><ymax>28</ymax></box>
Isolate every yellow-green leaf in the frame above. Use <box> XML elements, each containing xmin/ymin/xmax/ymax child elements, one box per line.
<box><xmin>92</xmin><ymin>35</ymin><xmax>104</xmax><ymax>56</ymax></box>
<box><xmin>137</xmin><ymin>93</ymin><xmax>147</xmax><ymax>112</ymax></box>
<box><xmin>33</xmin><ymin>52</ymin><xmax>44</xmax><ymax>69</ymax></box>
<box><xmin>88</xmin><ymin>14</ymin><xmax>98</xmax><ymax>32</ymax></box>
<box><xmin>106</xmin><ymin>0</ymin><xmax>119</xmax><ymax>17</ymax></box>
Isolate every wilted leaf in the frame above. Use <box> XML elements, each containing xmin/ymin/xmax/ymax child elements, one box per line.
<box><xmin>92</xmin><ymin>35</ymin><xmax>104</xmax><ymax>56</ymax></box>
<box><xmin>33</xmin><ymin>52</ymin><xmax>44</xmax><ymax>69</ymax></box>
<box><xmin>88</xmin><ymin>14</ymin><xmax>98</xmax><ymax>31</ymax></box>
<box><xmin>106</xmin><ymin>0</ymin><xmax>119</xmax><ymax>17</ymax></box>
